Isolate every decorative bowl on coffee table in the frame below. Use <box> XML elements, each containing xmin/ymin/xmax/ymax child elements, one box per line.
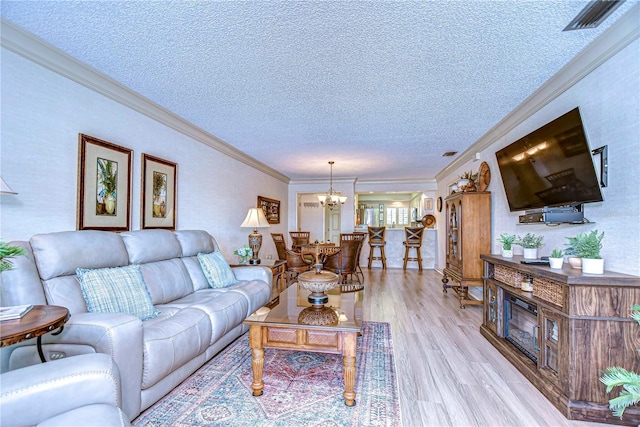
<box><xmin>297</xmin><ymin>270</ymin><xmax>340</xmax><ymax>325</ymax></box>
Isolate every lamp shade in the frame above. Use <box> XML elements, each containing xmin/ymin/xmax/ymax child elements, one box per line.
<box><xmin>240</xmin><ymin>208</ymin><xmax>271</xmax><ymax>229</ymax></box>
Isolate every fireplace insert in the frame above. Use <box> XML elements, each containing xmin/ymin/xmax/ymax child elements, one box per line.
<box><xmin>504</xmin><ymin>293</ymin><xmax>538</xmax><ymax>363</ymax></box>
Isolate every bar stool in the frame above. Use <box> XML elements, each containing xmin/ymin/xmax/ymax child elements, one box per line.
<box><xmin>403</xmin><ymin>227</ymin><xmax>424</xmax><ymax>271</ymax></box>
<box><xmin>367</xmin><ymin>226</ymin><xmax>387</xmax><ymax>269</ymax></box>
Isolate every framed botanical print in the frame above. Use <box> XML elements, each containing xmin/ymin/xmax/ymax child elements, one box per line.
<box><xmin>141</xmin><ymin>154</ymin><xmax>177</xmax><ymax>230</ymax></box>
<box><xmin>77</xmin><ymin>134</ymin><xmax>132</xmax><ymax>231</ymax></box>
<box><xmin>258</xmin><ymin>196</ymin><xmax>280</xmax><ymax>224</ymax></box>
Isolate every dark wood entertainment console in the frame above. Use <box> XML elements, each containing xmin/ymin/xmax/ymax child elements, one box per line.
<box><xmin>480</xmin><ymin>255</ymin><xmax>640</xmax><ymax>425</ymax></box>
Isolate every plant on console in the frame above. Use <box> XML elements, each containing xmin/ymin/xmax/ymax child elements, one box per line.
<box><xmin>575</xmin><ymin>230</ymin><xmax>604</xmax><ymax>259</ymax></box>
<box><xmin>515</xmin><ymin>233</ymin><xmax>544</xmax><ymax>249</ymax></box>
<box><xmin>600</xmin><ymin>305</ymin><xmax>640</xmax><ymax>419</ymax></box>
<box><xmin>497</xmin><ymin>233</ymin><xmax>516</xmax><ymax>250</ymax></box>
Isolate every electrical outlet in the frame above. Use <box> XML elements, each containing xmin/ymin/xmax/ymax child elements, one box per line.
<box><xmin>49</xmin><ymin>351</ymin><xmax>66</xmax><ymax>360</ymax></box>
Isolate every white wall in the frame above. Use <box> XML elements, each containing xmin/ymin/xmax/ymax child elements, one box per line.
<box><xmin>435</xmin><ymin>38</ymin><xmax>640</xmax><ymax>276</ymax></box>
<box><xmin>0</xmin><ymin>47</ymin><xmax>289</xmax><ymax>260</ymax></box>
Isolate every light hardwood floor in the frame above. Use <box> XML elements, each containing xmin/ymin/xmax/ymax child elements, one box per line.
<box><xmin>360</xmin><ymin>268</ymin><xmax>612</xmax><ymax>427</ymax></box>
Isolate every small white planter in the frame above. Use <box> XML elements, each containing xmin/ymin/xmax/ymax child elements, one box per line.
<box><xmin>582</xmin><ymin>258</ymin><xmax>604</xmax><ymax>274</ymax></box>
<box><xmin>523</xmin><ymin>248</ymin><xmax>538</xmax><ymax>260</ymax></box>
<box><xmin>549</xmin><ymin>257</ymin><xmax>564</xmax><ymax>269</ymax></box>
<box><xmin>501</xmin><ymin>248</ymin><xmax>513</xmax><ymax>258</ymax></box>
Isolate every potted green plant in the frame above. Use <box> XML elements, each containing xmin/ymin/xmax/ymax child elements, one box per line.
<box><xmin>564</xmin><ymin>233</ymin><xmax>585</xmax><ymax>269</ymax></box>
<box><xmin>577</xmin><ymin>230</ymin><xmax>605</xmax><ymax>274</ymax></box>
<box><xmin>515</xmin><ymin>233</ymin><xmax>544</xmax><ymax>259</ymax></box>
<box><xmin>497</xmin><ymin>233</ymin><xmax>516</xmax><ymax>258</ymax></box>
<box><xmin>548</xmin><ymin>248</ymin><xmax>564</xmax><ymax>269</ymax></box>
<box><xmin>600</xmin><ymin>305</ymin><xmax>640</xmax><ymax>420</ymax></box>
<box><xmin>0</xmin><ymin>241</ymin><xmax>27</xmax><ymax>273</ymax></box>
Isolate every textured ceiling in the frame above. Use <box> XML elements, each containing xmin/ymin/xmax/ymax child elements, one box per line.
<box><xmin>1</xmin><ymin>1</ymin><xmax>636</xmax><ymax>181</ymax></box>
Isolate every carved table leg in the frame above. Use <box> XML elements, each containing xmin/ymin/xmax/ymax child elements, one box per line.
<box><xmin>248</xmin><ymin>325</ymin><xmax>264</xmax><ymax>396</ymax></box>
<box><xmin>342</xmin><ymin>332</ymin><xmax>357</xmax><ymax>406</ymax></box>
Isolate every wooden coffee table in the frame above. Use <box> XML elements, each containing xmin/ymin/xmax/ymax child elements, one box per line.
<box><xmin>244</xmin><ymin>281</ymin><xmax>363</xmax><ymax>406</ymax></box>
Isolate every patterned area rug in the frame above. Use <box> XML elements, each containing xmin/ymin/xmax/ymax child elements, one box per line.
<box><xmin>134</xmin><ymin>321</ymin><xmax>400</xmax><ymax>426</ymax></box>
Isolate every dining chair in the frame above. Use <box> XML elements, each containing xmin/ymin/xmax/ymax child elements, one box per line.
<box><xmin>323</xmin><ymin>233</ymin><xmax>366</xmax><ymax>285</ymax></box>
<box><xmin>289</xmin><ymin>231</ymin><xmax>310</xmax><ymax>252</ymax></box>
<box><xmin>403</xmin><ymin>227</ymin><xmax>425</xmax><ymax>271</ymax></box>
<box><xmin>271</xmin><ymin>233</ymin><xmax>288</xmax><ymax>261</ymax></box>
<box><xmin>284</xmin><ymin>248</ymin><xmax>313</xmax><ymax>284</ymax></box>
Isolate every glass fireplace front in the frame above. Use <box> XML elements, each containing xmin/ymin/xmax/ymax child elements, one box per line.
<box><xmin>504</xmin><ymin>293</ymin><xmax>538</xmax><ymax>363</ymax></box>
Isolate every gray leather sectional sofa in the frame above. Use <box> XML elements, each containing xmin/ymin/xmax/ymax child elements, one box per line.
<box><xmin>0</xmin><ymin>229</ymin><xmax>272</xmax><ymax>422</ymax></box>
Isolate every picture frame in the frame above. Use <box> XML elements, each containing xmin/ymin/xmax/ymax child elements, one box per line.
<box><xmin>141</xmin><ymin>154</ymin><xmax>177</xmax><ymax>230</ymax></box>
<box><xmin>258</xmin><ymin>196</ymin><xmax>280</xmax><ymax>224</ymax></box>
<box><xmin>77</xmin><ymin>134</ymin><xmax>132</xmax><ymax>231</ymax></box>
<box><xmin>424</xmin><ymin>197</ymin><xmax>433</xmax><ymax>211</ymax></box>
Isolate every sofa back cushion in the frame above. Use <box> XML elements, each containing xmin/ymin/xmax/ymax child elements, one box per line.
<box><xmin>137</xmin><ymin>259</ymin><xmax>194</xmax><ymax>304</ymax></box>
<box><xmin>31</xmin><ymin>231</ymin><xmax>129</xmax><ymax>280</ymax></box>
<box><xmin>30</xmin><ymin>231</ymin><xmax>130</xmax><ymax>312</ymax></box>
<box><xmin>120</xmin><ymin>230</ymin><xmax>182</xmax><ymax>264</ymax></box>
<box><xmin>175</xmin><ymin>230</ymin><xmax>218</xmax><ymax>291</ymax></box>
<box><xmin>174</xmin><ymin>230</ymin><xmax>216</xmax><ymax>257</ymax></box>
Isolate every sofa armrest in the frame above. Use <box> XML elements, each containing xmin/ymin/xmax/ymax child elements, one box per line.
<box><xmin>43</xmin><ymin>312</ymin><xmax>143</xmax><ymax>420</ymax></box>
<box><xmin>0</xmin><ymin>353</ymin><xmax>125</xmax><ymax>426</ymax></box>
<box><xmin>231</xmin><ymin>265</ymin><xmax>272</xmax><ymax>287</ymax></box>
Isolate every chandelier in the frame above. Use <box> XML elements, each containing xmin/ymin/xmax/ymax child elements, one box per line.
<box><xmin>318</xmin><ymin>161</ymin><xmax>347</xmax><ymax>210</ymax></box>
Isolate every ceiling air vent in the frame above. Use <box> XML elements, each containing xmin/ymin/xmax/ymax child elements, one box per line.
<box><xmin>563</xmin><ymin>0</ymin><xmax>625</xmax><ymax>31</ymax></box>
<box><xmin>442</xmin><ymin>151</ymin><xmax>458</xmax><ymax>157</ymax></box>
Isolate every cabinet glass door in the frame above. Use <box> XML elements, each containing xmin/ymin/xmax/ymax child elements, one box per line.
<box><xmin>541</xmin><ymin>310</ymin><xmax>559</xmax><ymax>374</ymax></box>
<box><xmin>447</xmin><ymin>200</ymin><xmax>461</xmax><ymax>266</ymax></box>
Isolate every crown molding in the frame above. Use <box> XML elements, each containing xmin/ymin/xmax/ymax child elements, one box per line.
<box><xmin>1</xmin><ymin>18</ymin><xmax>290</xmax><ymax>184</ymax></box>
<box><xmin>436</xmin><ymin>3</ymin><xmax>640</xmax><ymax>182</ymax></box>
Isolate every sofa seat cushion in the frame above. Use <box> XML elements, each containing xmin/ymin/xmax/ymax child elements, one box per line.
<box><xmin>140</xmin><ymin>307</ymin><xmax>211</xmax><ymax>390</ymax></box>
<box><xmin>76</xmin><ymin>265</ymin><xmax>159</xmax><ymax>321</ymax></box>
<box><xmin>197</xmin><ymin>251</ymin><xmax>236</xmax><ymax>288</ymax></box>
<box><xmin>224</xmin><ymin>280</ymin><xmax>272</xmax><ymax>317</ymax></box>
<box><xmin>157</xmin><ymin>291</ymin><xmax>248</xmax><ymax>345</ymax></box>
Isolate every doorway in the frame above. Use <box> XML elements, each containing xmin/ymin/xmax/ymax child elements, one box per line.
<box><xmin>297</xmin><ymin>193</ymin><xmax>342</xmax><ymax>243</ymax></box>
<box><xmin>324</xmin><ymin>204</ymin><xmax>341</xmax><ymax>243</ymax></box>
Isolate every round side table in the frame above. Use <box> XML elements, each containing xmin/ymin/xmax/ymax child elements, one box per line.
<box><xmin>0</xmin><ymin>305</ymin><xmax>69</xmax><ymax>362</ymax></box>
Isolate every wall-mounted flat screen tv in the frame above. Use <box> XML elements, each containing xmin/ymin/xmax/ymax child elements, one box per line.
<box><xmin>496</xmin><ymin>107</ymin><xmax>603</xmax><ymax>212</ymax></box>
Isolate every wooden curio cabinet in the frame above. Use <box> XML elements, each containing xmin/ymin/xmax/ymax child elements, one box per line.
<box><xmin>442</xmin><ymin>191</ymin><xmax>491</xmax><ymax>308</ymax></box>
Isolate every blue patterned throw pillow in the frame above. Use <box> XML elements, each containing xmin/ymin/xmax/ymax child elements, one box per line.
<box><xmin>76</xmin><ymin>264</ymin><xmax>159</xmax><ymax>321</ymax></box>
<box><xmin>197</xmin><ymin>251</ymin><xmax>237</xmax><ymax>288</ymax></box>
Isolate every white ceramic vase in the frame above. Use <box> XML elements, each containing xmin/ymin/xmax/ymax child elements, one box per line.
<box><xmin>582</xmin><ymin>258</ymin><xmax>604</xmax><ymax>274</ymax></box>
<box><xmin>501</xmin><ymin>248</ymin><xmax>513</xmax><ymax>258</ymax></box>
<box><xmin>549</xmin><ymin>257</ymin><xmax>564</xmax><ymax>269</ymax></box>
<box><xmin>523</xmin><ymin>248</ymin><xmax>538</xmax><ymax>260</ymax></box>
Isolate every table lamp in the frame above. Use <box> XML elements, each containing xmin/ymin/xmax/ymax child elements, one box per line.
<box><xmin>240</xmin><ymin>207</ymin><xmax>271</xmax><ymax>264</ymax></box>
